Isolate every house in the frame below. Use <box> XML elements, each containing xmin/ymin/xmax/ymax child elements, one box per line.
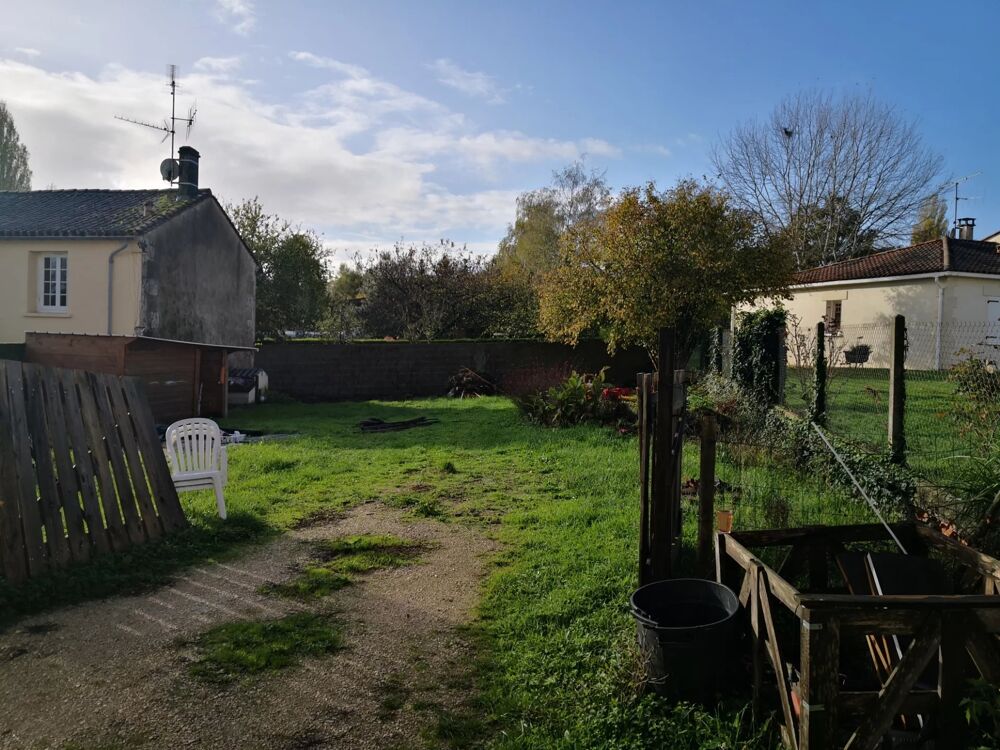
<box><xmin>0</xmin><ymin>147</ymin><xmax>257</xmax><ymax>420</ymax></box>
<box><xmin>745</xmin><ymin>225</ymin><xmax>1000</xmax><ymax>370</ymax></box>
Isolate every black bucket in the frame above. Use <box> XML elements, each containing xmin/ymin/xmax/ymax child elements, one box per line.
<box><xmin>630</xmin><ymin>578</ymin><xmax>739</xmax><ymax>702</ymax></box>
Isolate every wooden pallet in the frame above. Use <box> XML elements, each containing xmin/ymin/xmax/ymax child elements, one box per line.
<box><xmin>0</xmin><ymin>360</ymin><xmax>186</xmax><ymax>583</ymax></box>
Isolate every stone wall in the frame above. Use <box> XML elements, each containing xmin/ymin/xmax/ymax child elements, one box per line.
<box><xmin>254</xmin><ymin>339</ymin><xmax>650</xmax><ymax>401</ymax></box>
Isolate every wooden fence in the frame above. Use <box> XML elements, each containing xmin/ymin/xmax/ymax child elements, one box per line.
<box><xmin>0</xmin><ymin>360</ymin><xmax>187</xmax><ymax>583</ymax></box>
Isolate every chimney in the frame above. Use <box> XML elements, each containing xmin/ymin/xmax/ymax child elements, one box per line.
<box><xmin>177</xmin><ymin>146</ymin><xmax>200</xmax><ymax>200</ymax></box>
<box><xmin>957</xmin><ymin>217</ymin><xmax>976</xmax><ymax>241</ymax></box>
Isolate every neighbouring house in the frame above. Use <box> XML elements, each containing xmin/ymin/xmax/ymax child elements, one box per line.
<box><xmin>0</xmin><ymin>147</ymin><xmax>256</xmax><ymax>421</ymax></box>
<box><xmin>744</xmin><ymin>222</ymin><xmax>1000</xmax><ymax>370</ymax></box>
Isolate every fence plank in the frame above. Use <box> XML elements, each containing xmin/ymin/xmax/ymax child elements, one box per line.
<box><xmin>73</xmin><ymin>371</ymin><xmax>129</xmax><ymax>552</ymax></box>
<box><xmin>122</xmin><ymin>377</ymin><xmax>186</xmax><ymax>532</ymax></box>
<box><xmin>0</xmin><ymin>364</ymin><xmax>28</xmax><ymax>582</ymax></box>
<box><xmin>102</xmin><ymin>375</ymin><xmax>162</xmax><ymax>540</ymax></box>
<box><xmin>21</xmin><ymin>364</ymin><xmax>72</xmax><ymax>566</ymax></box>
<box><xmin>38</xmin><ymin>366</ymin><xmax>89</xmax><ymax>562</ymax></box>
<box><xmin>2</xmin><ymin>363</ymin><xmax>48</xmax><ymax>575</ymax></box>
<box><xmin>888</xmin><ymin>314</ymin><xmax>906</xmax><ymax>464</ymax></box>
<box><xmin>87</xmin><ymin>373</ymin><xmax>146</xmax><ymax>546</ymax></box>
<box><xmin>58</xmin><ymin>369</ymin><xmax>111</xmax><ymax>555</ymax></box>
<box><xmin>637</xmin><ymin>373</ymin><xmax>651</xmax><ymax>586</ymax></box>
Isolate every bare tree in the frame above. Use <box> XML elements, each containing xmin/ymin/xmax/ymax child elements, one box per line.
<box><xmin>713</xmin><ymin>91</ymin><xmax>944</xmax><ymax>269</ymax></box>
<box><xmin>0</xmin><ymin>102</ymin><xmax>32</xmax><ymax>191</ymax></box>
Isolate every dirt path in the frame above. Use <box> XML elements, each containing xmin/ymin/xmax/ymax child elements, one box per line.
<box><xmin>0</xmin><ymin>503</ymin><xmax>497</xmax><ymax>750</ymax></box>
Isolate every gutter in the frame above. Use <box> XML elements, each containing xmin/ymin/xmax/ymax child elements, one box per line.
<box><xmin>106</xmin><ymin>240</ymin><xmax>131</xmax><ymax>335</ymax></box>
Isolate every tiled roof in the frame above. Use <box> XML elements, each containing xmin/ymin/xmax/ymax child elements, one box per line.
<box><xmin>0</xmin><ymin>189</ymin><xmax>212</xmax><ymax>238</ymax></box>
<box><xmin>793</xmin><ymin>237</ymin><xmax>1000</xmax><ymax>284</ymax></box>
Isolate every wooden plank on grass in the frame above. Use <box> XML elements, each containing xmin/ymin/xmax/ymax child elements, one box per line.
<box><xmin>38</xmin><ymin>366</ymin><xmax>89</xmax><ymax>562</ymax></box>
<box><xmin>58</xmin><ymin>369</ymin><xmax>111</xmax><ymax>555</ymax></box>
<box><xmin>73</xmin><ymin>370</ymin><xmax>129</xmax><ymax>552</ymax></box>
<box><xmin>87</xmin><ymin>372</ymin><xmax>145</xmax><ymax>546</ymax></box>
<box><xmin>21</xmin><ymin>364</ymin><xmax>72</xmax><ymax>566</ymax></box>
<box><xmin>122</xmin><ymin>376</ymin><xmax>185</xmax><ymax>532</ymax></box>
<box><xmin>102</xmin><ymin>374</ymin><xmax>162</xmax><ymax>540</ymax></box>
<box><xmin>3</xmin><ymin>362</ymin><xmax>48</xmax><ymax>575</ymax></box>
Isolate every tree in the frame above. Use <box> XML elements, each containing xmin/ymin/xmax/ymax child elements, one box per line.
<box><xmin>911</xmin><ymin>194</ymin><xmax>949</xmax><ymax>244</ymax></box>
<box><xmin>0</xmin><ymin>102</ymin><xmax>31</xmax><ymax>191</ymax></box>
<box><xmin>228</xmin><ymin>197</ymin><xmax>329</xmax><ymax>339</ymax></box>
<box><xmin>537</xmin><ymin>179</ymin><xmax>792</xmax><ymax>364</ymax></box>
<box><xmin>495</xmin><ymin>161</ymin><xmax>611</xmax><ymax>282</ymax></box>
<box><xmin>323</xmin><ymin>264</ymin><xmax>365</xmax><ymax>341</ymax></box>
<box><xmin>713</xmin><ymin>90</ymin><xmax>943</xmax><ymax>269</ymax></box>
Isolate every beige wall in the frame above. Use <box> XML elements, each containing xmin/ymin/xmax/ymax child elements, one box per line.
<box><xmin>0</xmin><ymin>239</ymin><xmax>142</xmax><ymax>343</ymax></box>
<box><xmin>744</xmin><ymin>274</ymin><xmax>1000</xmax><ymax>370</ymax></box>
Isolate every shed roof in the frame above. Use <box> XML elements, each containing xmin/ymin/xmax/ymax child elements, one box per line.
<box><xmin>793</xmin><ymin>237</ymin><xmax>1000</xmax><ymax>285</ymax></box>
<box><xmin>0</xmin><ymin>188</ymin><xmax>213</xmax><ymax>238</ymax></box>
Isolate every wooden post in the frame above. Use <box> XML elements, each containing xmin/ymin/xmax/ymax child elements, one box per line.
<box><xmin>637</xmin><ymin>373</ymin><xmax>652</xmax><ymax>586</ymax></box>
<box><xmin>671</xmin><ymin>368</ymin><xmax>686</xmax><ymax>558</ymax></box>
<box><xmin>937</xmin><ymin>613</ymin><xmax>965</xmax><ymax>750</ymax></box>
<box><xmin>698</xmin><ymin>413</ymin><xmax>717</xmax><ymax>577</ymax></box>
<box><xmin>798</xmin><ymin>608</ymin><xmax>840</xmax><ymax>750</ymax></box>
<box><xmin>889</xmin><ymin>314</ymin><xmax>906</xmax><ymax>465</ymax></box>
<box><xmin>650</xmin><ymin>328</ymin><xmax>675</xmax><ymax>581</ymax></box>
<box><xmin>812</xmin><ymin>321</ymin><xmax>826</xmax><ymax>426</ymax></box>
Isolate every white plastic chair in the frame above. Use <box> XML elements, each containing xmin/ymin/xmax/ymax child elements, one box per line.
<box><xmin>165</xmin><ymin>418</ymin><xmax>228</xmax><ymax>519</ymax></box>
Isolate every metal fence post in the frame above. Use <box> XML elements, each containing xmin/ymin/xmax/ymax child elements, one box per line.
<box><xmin>889</xmin><ymin>314</ymin><xmax>907</xmax><ymax>464</ymax></box>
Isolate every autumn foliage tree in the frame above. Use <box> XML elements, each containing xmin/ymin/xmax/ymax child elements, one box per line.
<box><xmin>537</xmin><ymin>179</ymin><xmax>792</xmax><ymax>363</ymax></box>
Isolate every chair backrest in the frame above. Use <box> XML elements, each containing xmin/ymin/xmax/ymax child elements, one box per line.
<box><xmin>165</xmin><ymin>418</ymin><xmax>223</xmax><ymax>475</ymax></box>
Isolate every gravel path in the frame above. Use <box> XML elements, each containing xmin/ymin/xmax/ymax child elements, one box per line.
<box><xmin>0</xmin><ymin>503</ymin><xmax>496</xmax><ymax>750</ymax></box>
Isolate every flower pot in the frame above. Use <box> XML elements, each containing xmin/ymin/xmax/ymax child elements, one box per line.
<box><xmin>717</xmin><ymin>509</ymin><xmax>734</xmax><ymax>533</ymax></box>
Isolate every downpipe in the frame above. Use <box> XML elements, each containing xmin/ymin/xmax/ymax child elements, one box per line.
<box><xmin>106</xmin><ymin>240</ymin><xmax>130</xmax><ymax>335</ymax></box>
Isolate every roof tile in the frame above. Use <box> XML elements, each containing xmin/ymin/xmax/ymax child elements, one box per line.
<box><xmin>0</xmin><ymin>189</ymin><xmax>212</xmax><ymax>238</ymax></box>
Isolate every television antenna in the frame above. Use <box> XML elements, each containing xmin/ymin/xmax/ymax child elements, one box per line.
<box><xmin>950</xmin><ymin>172</ymin><xmax>981</xmax><ymax>232</ymax></box>
<box><xmin>114</xmin><ymin>64</ymin><xmax>196</xmax><ymax>182</ymax></box>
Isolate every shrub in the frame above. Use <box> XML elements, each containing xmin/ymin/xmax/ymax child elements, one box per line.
<box><xmin>949</xmin><ymin>352</ymin><xmax>1000</xmax><ymax>447</ymax></box>
<box><xmin>516</xmin><ymin>368</ymin><xmax>634</xmax><ymax>428</ymax></box>
<box><xmin>732</xmin><ymin>307</ymin><xmax>787</xmax><ymax>405</ymax></box>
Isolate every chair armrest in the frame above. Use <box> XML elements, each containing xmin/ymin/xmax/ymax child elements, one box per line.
<box><xmin>221</xmin><ymin>444</ymin><xmax>228</xmax><ymax>485</ymax></box>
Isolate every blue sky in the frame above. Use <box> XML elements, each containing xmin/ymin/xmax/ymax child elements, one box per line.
<box><xmin>2</xmin><ymin>1</ymin><xmax>999</xmax><ymax>263</ymax></box>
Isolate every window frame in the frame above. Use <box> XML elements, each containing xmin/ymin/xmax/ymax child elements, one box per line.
<box><xmin>36</xmin><ymin>253</ymin><xmax>69</xmax><ymax>314</ymax></box>
<box><xmin>824</xmin><ymin>299</ymin><xmax>843</xmax><ymax>335</ymax></box>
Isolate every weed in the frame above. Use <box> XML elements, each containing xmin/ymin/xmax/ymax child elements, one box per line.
<box><xmin>441</xmin><ymin>461</ymin><xmax>458</xmax><ymax>474</ymax></box>
<box><xmin>188</xmin><ymin>613</ymin><xmax>342</xmax><ymax>683</ymax></box>
<box><xmin>263</xmin><ymin>534</ymin><xmax>424</xmax><ymax>600</ymax></box>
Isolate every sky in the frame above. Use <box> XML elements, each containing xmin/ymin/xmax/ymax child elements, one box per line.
<box><xmin>2</xmin><ymin>0</ymin><xmax>999</xmax><ymax>265</ymax></box>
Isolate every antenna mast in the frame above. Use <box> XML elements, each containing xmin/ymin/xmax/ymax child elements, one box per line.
<box><xmin>114</xmin><ymin>64</ymin><xmax>196</xmax><ymax>182</ymax></box>
<box><xmin>951</xmin><ymin>172</ymin><xmax>981</xmax><ymax>233</ymax></box>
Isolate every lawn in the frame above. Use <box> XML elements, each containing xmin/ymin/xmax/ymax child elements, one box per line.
<box><xmin>0</xmin><ymin>396</ymin><xmax>871</xmax><ymax>748</ymax></box>
<box><xmin>784</xmin><ymin>367</ymin><xmax>971</xmax><ymax>477</ymax></box>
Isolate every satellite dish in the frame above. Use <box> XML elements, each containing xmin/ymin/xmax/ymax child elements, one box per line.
<box><xmin>160</xmin><ymin>158</ymin><xmax>179</xmax><ymax>182</ymax></box>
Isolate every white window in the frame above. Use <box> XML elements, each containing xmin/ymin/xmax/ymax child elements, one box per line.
<box><xmin>37</xmin><ymin>254</ymin><xmax>68</xmax><ymax>313</ymax></box>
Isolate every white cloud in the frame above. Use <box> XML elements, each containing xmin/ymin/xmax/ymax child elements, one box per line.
<box><xmin>213</xmin><ymin>0</ymin><xmax>256</xmax><ymax>36</ymax></box>
<box><xmin>0</xmin><ymin>57</ymin><xmax>617</xmax><ymax>247</ymax></box>
<box><xmin>428</xmin><ymin>59</ymin><xmax>506</xmax><ymax>104</ymax></box>
<box><xmin>193</xmin><ymin>56</ymin><xmax>242</xmax><ymax>74</ymax></box>
<box><xmin>14</xmin><ymin>47</ymin><xmax>41</xmax><ymax>58</ymax></box>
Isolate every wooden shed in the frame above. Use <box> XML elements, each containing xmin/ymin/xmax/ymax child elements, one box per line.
<box><xmin>24</xmin><ymin>333</ymin><xmax>255</xmax><ymax>424</ymax></box>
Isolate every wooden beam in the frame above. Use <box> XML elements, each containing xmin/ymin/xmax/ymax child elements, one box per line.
<box><xmin>760</xmin><ymin>573</ymin><xmax>798</xmax><ymax>750</ymax></box>
<box><xmin>845</xmin><ymin>613</ymin><xmax>942</xmax><ymax>750</ymax></box>
<box><xmin>698</xmin><ymin>414</ymin><xmax>717</xmax><ymax>576</ymax></box>
<box><xmin>798</xmin><ymin>608</ymin><xmax>840</xmax><ymax>750</ymax></box>
<box><xmin>913</xmin><ymin>524</ymin><xmax>1000</xmax><ymax>581</ymax></box>
<box><xmin>721</xmin><ymin>533</ymin><xmax>800</xmax><ymax>611</ymax></box>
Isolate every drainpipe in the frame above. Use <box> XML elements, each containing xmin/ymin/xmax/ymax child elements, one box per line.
<box><xmin>934</xmin><ymin>276</ymin><xmax>945</xmax><ymax>370</ymax></box>
<box><xmin>934</xmin><ymin>235</ymin><xmax>951</xmax><ymax>371</ymax></box>
<box><xmin>106</xmin><ymin>241</ymin><xmax>130</xmax><ymax>335</ymax></box>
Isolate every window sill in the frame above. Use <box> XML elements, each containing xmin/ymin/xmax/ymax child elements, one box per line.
<box><xmin>25</xmin><ymin>312</ymin><xmax>72</xmax><ymax>318</ymax></box>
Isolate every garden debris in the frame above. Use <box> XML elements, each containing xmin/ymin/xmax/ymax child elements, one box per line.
<box><xmin>447</xmin><ymin>367</ymin><xmax>497</xmax><ymax>398</ymax></box>
<box><xmin>358</xmin><ymin>416</ymin><xmax>439</xmax><ymax>433</ymax></box>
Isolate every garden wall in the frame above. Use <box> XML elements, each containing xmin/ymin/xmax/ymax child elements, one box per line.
<box><xmin>255</xmin><ymin>339</ymin><xmax>650</xmax><ymax>401</ymax></box>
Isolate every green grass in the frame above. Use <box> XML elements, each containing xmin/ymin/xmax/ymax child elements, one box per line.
<box><xmin>187</xmin><ymin>612</ymin><xmax>343</xmax><ymax>684</ymax></box>
<box><xmin>0</xmin><ymin>397</ymin><xmax>833</xmax><ymax>747</ymax></box>
<box><xmin>784</xmin><ymin>367</ymin><xmax>970</xmax><ymax>479</ymax></box>
<box><xmin>263</xmin><ymin>534</ymin><xmax>425</xmax><ymax>600</ymax></box>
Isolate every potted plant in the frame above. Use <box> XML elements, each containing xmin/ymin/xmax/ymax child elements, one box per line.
<box><xmin>844</xmin><ymin>343</ymin><xmax>871</xmax><ymax>364</ymax></box>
